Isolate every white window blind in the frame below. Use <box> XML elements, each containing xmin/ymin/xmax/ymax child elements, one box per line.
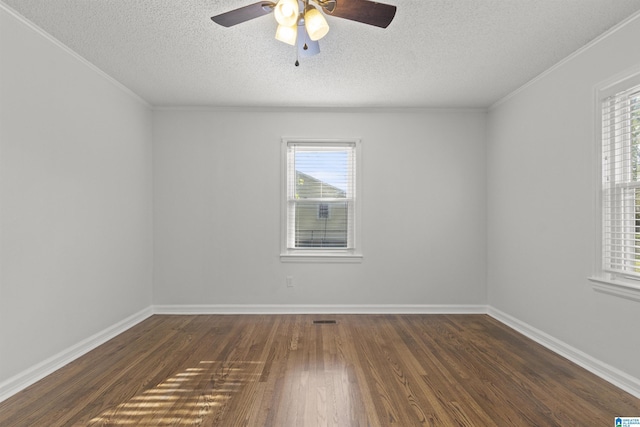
<box><xmin>285</xmin><ymin>142</ymin><xmax>356</xmax><ymax>250</ymax></box>
<box><xmin>602</xmin><ymin>82</ymin><xmax>640</xmax><ymax>278</ymax></box>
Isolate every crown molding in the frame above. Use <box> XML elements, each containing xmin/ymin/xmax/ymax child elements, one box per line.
<box><xmin>489</xmin><ymin>10</ymin><xmax>640</xmax><ymax>110</ymax></box>
<box><xmin>151</xmin><ymin>105</ymin><xmax>488</xmax><ymax>114</ymax></box>
<box><xmin>0</xmin><ymin>1</ymin><xmax>151</xmax><ymax>109</ymax></box>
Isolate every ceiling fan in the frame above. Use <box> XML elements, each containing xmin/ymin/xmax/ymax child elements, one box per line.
<box><xmin>211</xmin><ymin>0</ymin><xmax>397</xmax><ymax>65</ymax></box>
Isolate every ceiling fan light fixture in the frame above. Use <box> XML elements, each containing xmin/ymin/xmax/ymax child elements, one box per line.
<box><xmin>275</xmin><ymin>23</ymin><xmax>298</xmax><ymax>45</ymax></box>
<box><xmin>211</xmin><ymin>0</ymin><xmax>397</xmax><ymax>64</ymax></box>
<box><xmin>297</xmin><ymin>21</ymin><xmax>320</xmax><ymax>57</ymax></box>
<box><xmin>274</xmin><ymin>0</ymin><xmax>299</xmax><ymax>27</ymax></box>
<box><xmin>304</xmin><ymin>5</ymin><xmax>329</xmax><ymax>41</ymax></box>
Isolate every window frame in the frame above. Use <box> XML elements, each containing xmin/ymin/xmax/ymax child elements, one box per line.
<box><xmin>590</xmin><ymin>66</ymin><xmax>640</xmax><ymax>302</ymax></box>
<box><xmin>280</xmin><ymin>138</ymin><xmax>363</xmax><ymax>263</ymax></box>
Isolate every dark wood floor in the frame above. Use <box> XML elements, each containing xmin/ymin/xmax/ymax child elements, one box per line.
<box><xmin>0</xmin><ymin>314</ymin><xmax>638</xmax><ymax>426</ymax></box>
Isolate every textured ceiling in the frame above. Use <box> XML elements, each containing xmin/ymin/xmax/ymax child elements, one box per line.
<box><xmin>3</xmin><ymin>0</ymin><xmax>640</xmax><ymax>108</ymax></box>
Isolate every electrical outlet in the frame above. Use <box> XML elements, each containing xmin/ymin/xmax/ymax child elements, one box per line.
<box><xmin>286</xmin><ymin>276</ymin><xmax>294</xmax><ymax>287</ymax></box>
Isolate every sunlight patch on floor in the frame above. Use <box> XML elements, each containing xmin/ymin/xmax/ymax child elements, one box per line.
<box><xmin>88</xmin><ymin>360</ymin><xmax>263</xmax><ymax>426</ymax></box>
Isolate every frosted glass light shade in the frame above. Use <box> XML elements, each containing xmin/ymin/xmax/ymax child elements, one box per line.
<box><xmin>275</xmin><ymin>24</ymin><xmax>297</xmax><ymax>45</ymax></box>
<box><xmin>274</xmin><ymin>0</ymin><xmax>299</xmax><ymax>27</ymax></box>
<box><xmin>297</xmin><ymin>22</ymin><xmax>320</xmax><ymax>57</ymax></box>
<box><xmin>304</xmin><ymin>7</ymin><xmax>329</xmax><ymax>41</ymax></box>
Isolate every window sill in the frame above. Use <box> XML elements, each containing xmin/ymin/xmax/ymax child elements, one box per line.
<box><xmin>280</xmin><ymin>252</ymin><xmax>363</xmax><ymax>263</ymax></box>
<box><xmin>588</xmin><ymin>276</ymin><xmax>640</xmax><ymax>302</ymax></box>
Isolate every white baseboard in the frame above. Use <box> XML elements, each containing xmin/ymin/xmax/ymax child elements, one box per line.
<box><xmin>3</xmin><ymin>304</ymin><xmax>638</xmax><ymax>404</ymax></box>
<box><xmin>152</xmin><ymin>304</ymin><xmax>489</xmax><ymax>315</ymax></box>
<box><xmin>0</xmin><ymin>307</ymin><xmax>154</xmax><ymax>403</ymax></box>
<box><xmin>488</xmin><ymin>306</ymin><xmax>640</xmax><ymax>399</ymax></box>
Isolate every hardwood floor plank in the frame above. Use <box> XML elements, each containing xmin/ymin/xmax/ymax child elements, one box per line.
<box><xmin>396</xmin><ymin>316</ymin><xmax>504</xmax><ymax>425</ymax></box>
<box><xmin>390</xmin><ymin>317</ymin><xmax>493</xmax><ymax>426</ymax></box>
<box><xmin>0</xmin><ymin>314</ymin><xmax>638</xmax><ymax>426</ymax></box>
<box><xmin>334</xmin><ymin>319</ymin><xmax>375</xmax><ymax>427</ymax></box>
<box><xmin>366</xmin><ymin>316</ymin><xmax>449</xmax><ymax>425</ymax></box>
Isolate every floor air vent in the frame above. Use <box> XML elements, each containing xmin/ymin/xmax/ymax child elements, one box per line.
<box><xmin>313</xmin><ymin>320</ymin><xmax>337</xmax><ymax>324</ymax></box>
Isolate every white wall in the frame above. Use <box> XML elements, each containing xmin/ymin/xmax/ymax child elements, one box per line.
<box><xmin>0</xmin><ymin>7</ymin><xmax>153</xmax><ymax>383</ymax></box>
<box><xmin>487</xmin><ymin>16</ymin><xmax>640</xmax><ymax>379</ymax></box>
<box><xmin>153</xmin><ymin>109</ymin><xmax>487</xmax><ymax>306</ymax></box>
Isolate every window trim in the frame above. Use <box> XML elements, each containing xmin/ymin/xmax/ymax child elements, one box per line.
<box><xmin>280</xmin><ymin>138</ymin><xmax>363</xmax><ymax>263</ymax></box>
<box><xmin>590</xmin><ymin>65</ymin><xmax>640</xmax><ymax>301</ymax></box>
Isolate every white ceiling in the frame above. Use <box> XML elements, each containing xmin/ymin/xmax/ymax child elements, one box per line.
<box><xmin>4</xmin><ymin>0</ymin><xmax>640</xmax><ymax>108</ymax></box>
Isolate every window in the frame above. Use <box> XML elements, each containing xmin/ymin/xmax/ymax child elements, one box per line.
<box><xmin>281</xmin><ymin>139</ymin><xmax>362</xmax><ymax>262</ymax></box>
<box><xmin>601</xmin><ymin>82</ymin><xmax>640</xmax><ymax>278</ymax></box>
<box><xmin>591</xmin><ymin>69</ymin><xmax>640</xmax><ymax>301</ymax></box>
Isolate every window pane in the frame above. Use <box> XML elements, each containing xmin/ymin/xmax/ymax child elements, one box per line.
<box><xmin>602</xmin><ymin>85</ymin><xmax>640</xmax><ymax>277</ymax></box>
<box><xmin>294</xmin><ymin>201</ymin><xmax>348</xmax><ymax>248</ymax></box>
<box><xmin>633</xmin><ymin>93</ymin><xmax>640</xmax><ymax>181</ymax></box>
<box><xmin>294</xmin><ymin>150</ymin><xmax>350</xmax><ymax>199</ymax></box>
<box><xmin>284</xmin><ymin>141</ymin><xmax>358</xmax><ymax>253</ymax></box>
<box><xmin>635</xmin><ymin>187</ymin><xmax>640</xmax><ymax>273</ymax></box>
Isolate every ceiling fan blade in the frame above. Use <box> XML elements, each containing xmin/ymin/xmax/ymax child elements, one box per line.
<box><xmin>324</xmin><ymin>0</ymin><xmax>396</xmax><ymax>28</ymax></box>
<box><xmin>211</xmin><ymin>2</ymin><xmax>276</xmax><ymax>27</ymax></box>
